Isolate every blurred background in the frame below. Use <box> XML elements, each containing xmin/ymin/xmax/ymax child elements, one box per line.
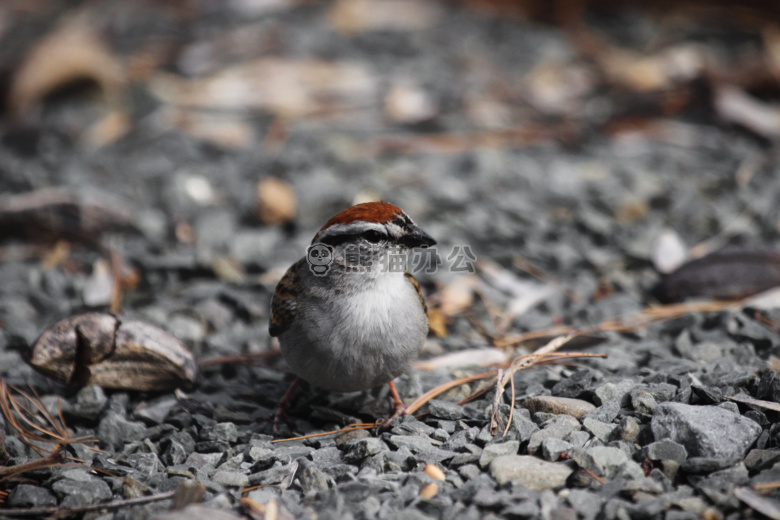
<box><xmin>1</xmin><ymin>0</ymin><xmax>780</xmax><ymax>348</ymax></box>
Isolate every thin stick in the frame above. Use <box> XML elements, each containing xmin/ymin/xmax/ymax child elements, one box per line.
<box><xmin>0</xmin><ymin>490</ymin><xmax>176</xmax><ymax>517</ymax></box>
<box><xmin>271</xmin><ymin>423</ymin><xmax>376</xmax><ymax>444</ymax></box>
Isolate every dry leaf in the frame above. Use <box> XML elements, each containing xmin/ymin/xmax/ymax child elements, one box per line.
<box><xmin>715</xmin><ymin>86</ymin><xmax>780</xmax><ymax>140</ymax></box>
<box><xmin>384</xmin><ymin>83</ymin><xmax>437</xmax><ymax>124</ymax></box>
<box><xmin>329</xmin><ymin>0</ymin><xmax>440</xmax><ymax>34</ymax></box>
<box><xmin>83</xmin><ymin>109</ymin><xmax>131</xmax><ymax>148</ymax></box>
<box><xmin>734</xmin><ymin>487</ymin><xmax>780</xmax><ymax>520</ymax></box>
<box><xmin>150</xmin><ymin>59</ymin><xmax>376</xmax><ymax>119</ymax></box>
<box><xmin>413</xmin><ymin>348</ymin><xmax>509</xmax><ymax>371</ymax></box>
<box><xmin>652</xmin><ymin>248</ymin><xmax>780</xmax><ymax>303</ymax></box>
<box><xmin>9</xmin><ymin>13</ymin><xmax>125</xmax><ymax>117</ymax></box>
<box><xmin>426</xmin><ymin>307</ymin><xmax>449</xmax><ymax>338</ymax></box>
<box><xmin>423</xmin><ymin>464</ymin><xmax>445</xmax><ymax>480</ymax></box>
<box><xmin>651</xmin><ymin>229</ymin><xmax>688</xmax><ymax>274</ymax></box>
<box><xmin>419</xmin><ymin>483</ymin><xmax>438</xmax><ymax>499</ymax></box>
<box><xmin>29</xmin><ymin>313</ymin><xmax>198</xmax><ymax>391</ymax></box>
<box><xmin>600</xmin><ymin>45</ymin><xmax>704</xmax><ymax>92</ymax></box>
<box><xmin>256</xmin><ymin>177</ymin><xmax>297</xmax><ymax>225</ymax></box>
<box><xmin>523</xmin><ymin>61</ymin><xmax>595</xmax><ymax>116</ymax></box>
<box><xmin>165</xmin><ymin>108</ymin><xmax>256</xmax><ymax>149</ymax></box>
<box><xmin>437</xmin><ymin>275</ymin><xmax>477</xmax><ymax>316</ymax></box>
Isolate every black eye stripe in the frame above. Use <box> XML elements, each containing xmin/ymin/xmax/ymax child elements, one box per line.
<box><xmin>362</xmin><ymin>230</ymin><xmax>385</xmax><ymax>243</ymax></box>
<box><xmin>318</xmin><ymin>230</ymin><xmax>388</xmax><ymax>246</ymax></box>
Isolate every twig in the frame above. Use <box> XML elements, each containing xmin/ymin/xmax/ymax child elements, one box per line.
<box><xmin>0</xmin><ymin>448</ymin><xmax>64</xmax><ymax>481</ymax></box>
<box><xmin>271</xmin><ymin>423</ymin><xmax>376</xmax><ymax>444</ymax></box>
<box><xmin>0</xmin><ymin>490</ymin><xmax>176</xmax><ymax>517</ymax></box>
<box><xmin>199</xmin><ymin>351</ymin><xmax>282</xmax><ymax>367</ymax></box>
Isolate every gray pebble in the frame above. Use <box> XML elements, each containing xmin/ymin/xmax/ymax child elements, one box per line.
<box><xmin>651</xmin><ymin>402</ymin><xmax>761</xmax><ymax>459</ymax></box>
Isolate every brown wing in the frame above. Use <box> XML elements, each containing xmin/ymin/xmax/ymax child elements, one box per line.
<box><xmin>269</xmin><ymin>258</ymin><xmax>305</xmax><ymax>337</ymax></box>
<box><xmin>404</xmin><ymin>271</ymin><xmax>427</xmax><ymax>315</ymax></box>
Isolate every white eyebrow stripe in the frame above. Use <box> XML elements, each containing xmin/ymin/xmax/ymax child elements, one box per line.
<box><xmin>385</xmin><ymin>222</ymin><xmax>405</xmax><ymax>238</ymax></box>
<box><xmin>314</xmin><ymin>221</ymin><xmax>387</xmax><ymax>242</ymax></box>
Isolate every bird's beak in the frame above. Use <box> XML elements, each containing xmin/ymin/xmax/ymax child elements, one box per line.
<box><xmin>399</xmin><ymin>225</ymin><xmax>437</xmax><ymax>247</ymax></box>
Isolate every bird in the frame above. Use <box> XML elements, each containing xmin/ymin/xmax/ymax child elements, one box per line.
<box><xmin>269</xmin><ymin>201</ymin><xmax>436</xmax><ymax>426</ymax></box>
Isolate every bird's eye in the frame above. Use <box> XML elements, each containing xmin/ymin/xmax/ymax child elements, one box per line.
<box><xmin>362</xmin><ymin>230</ymin><xmax>385</xmax><ymax>243</ymax></box>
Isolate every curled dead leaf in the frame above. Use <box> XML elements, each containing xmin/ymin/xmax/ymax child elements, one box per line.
<box><xmin>8</xmin><ymin>13</ymin><xmax>125</xmax><ymax>117</ymax></box>
<box><xmin>149</xmin><ymin>58</ymin><xmax>375</xmax><ymax>119</ymax></box>
<box><xmin>419</xmin><ymin>482</ymin><xmax>438</xmax><ymax>499</ymax></box>
<box><xmin>652</xmin><ymin>248</ymin><xmax>780</xmax><ymax>303</ymax></box>
<box><xmin>256</xmin><ymin>177</ymin><xmax>297</xmax><ymax>225</ymax></box>
<box><xmin>329</xmin><ymin>0</ymin><xmax>440</xmax><ymax>34</ymax></box>
<box><xmin>437</xmin><ymin>275</ymin><xmax>477</xmax><ymax>317</ymax></box>
<box><xmin>423</xmin><ymin>464</ymin><xmax>445</xmax><ymax>480</ymax></box>
<box><xmin>28</xmin><ymin>313</ymin><xmax>198</xmax><ymax>391</ymax></box>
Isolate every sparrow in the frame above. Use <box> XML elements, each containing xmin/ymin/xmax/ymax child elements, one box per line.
<box><xmin>269</xmin><ymin>201</ymin><xmax>436</xmax><ymax>424</ymax></box>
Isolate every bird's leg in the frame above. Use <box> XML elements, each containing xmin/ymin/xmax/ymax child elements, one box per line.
<box><xmin>387</xmin><ymin>380</ymin><xmax>407</xmax><ymax>420</ymax></box>
<box><xmin>268</xmin><ymin>376</ymin><xmax>300</xmax><ymax>433</ymax></box>
<box><xmin>375</xmin><ymin>380</ymin><xmax>408</xmax><ymax>433</ymax></box>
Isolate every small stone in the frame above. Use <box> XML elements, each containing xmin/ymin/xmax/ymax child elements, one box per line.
<box><xmin>631</xmin><ymin>391</ymin><xmax>657</xmax><ymax>414</ymax></box>
<box><xmin>70</xmin><ymin>385</ymin><xmax>108</xmax><ymax>421</ymax></box>
<box><xmin>97</xmin><ymin>412</ymin><xmax>147</xmax><ymax>450</ymax></box>
<box><xmin>150</xmin><ymin>504</ymin><xmax>244</xmax><ymax>520</ymax></box>
<box><xmin>587</xmin><ymin>447</ymin><xmax>628</xmax><ymax>479</ymax></box>
<box><xmin>613</xmin><ymin>417</ymin><xmax>640</xmax><ymax>443</ymax></box>
<box><xmin>565</xmin><ymin>430</ymin><xmax>591</xmax><ymax>449</ymax></box>
<box><xmin>479</xmin><ymin>441</ymin><xmax>519</xmax><ymax>468</ymax></box>
<box><xmin>200</xmin><ymin>422</ymin><xmax>238</xmax><ymax>443</ymax></box>
<box><xmin>651</xmin><ymin>402</ymin><xmax>761</xmax><ymax>459</ymax></box>
<box><xmin>566</xmin><ymin>489</ymin><xmax>603</xmax><ymax>520</ymax></box>
<box><xmin>458</xmin><ymin>464</ymin><xmax>480</xmax><ymax>481</ymax></box>
<box><xmin>8</xmin><ymin>484</ymin><xmax>57</xmax><ymax>508</ymax></box>
<box><xmin>582</xmin><ymin>400</ymin><xmax>620</xmax><ymax>424</ymax></box>
<box><xmin>428</xmin><ymin>399</ymin><xmax>466</xmax><ymax>420</ymax></box>
<box><xmin>134</xmin><ymin>396</ymin><xmax>178</xmax><ymax>425</ymax></box>
<box><xmin>661</xmin><ymin>460</ymin><xmax>680</xmax><ymax>482</ymax></box>
<box><xmin>335</xmin><ymin>429</ymin><xmax>370</xmax><ymax>445</ymax></box>
<box><xmin>593</xmin><ymin>380</ymin><xmax>637</xmax><ymax>406</ymax></box>
<box><xmin>342</xmin><ymin>438</ymin><xmax>387</xmax><ymax>464</ymax></box>
<box><xmin>510</xmin><ymin>413</ymin><xmax>540</xmax><ymax>443</ymax></box>
<box><xmin>641</xmin><ymin>439</ymin><xmax>687</xmax><ymax>463</ymax></box>
<box><xmin>212</xmin><ymin>470</ymin><xmax>249</xmax><ymax>488</ymax></box>
<box><xmin>582</xmin><ymin>418</ymin><xmax>616</xmax><ymax>442</ymax></box>
<box><xmin>521</xmin><ymin>396</ymin><xmax>596</xmax><ymax>419</ymax></box>
<box><xmin>489</xmin><ymin>455</ymin><xmax>574</xmax><ymax>490</ymax></box>
<box><xmin>681</xmin><ymin>456</ymin><xmax>739</xmax><ymax>474</ymax></box>
<box><xmin>528</xmin><ymin>415</ymin><xmax>581</xmax><ymax>454</ymax></box>
<box><xmin>552</xmin><ymin>371</ymin><xmax>594</xmax><ymax>398</ymax></box>
<box><xmin>744</xmin><ymin>449</ymin><xmax>780</xmax><ymax>472</ymax></box>
<box><xmin>52</xmin><ymin>471</ymin><xmax>112</xmax><ymax>507</ymax></box>
<box><xmin>622</xmin><ymin>477</ymin><xmax>664</xmax><ymax>496</ymax></box>
<box><xmin>541</xmin><ymin>438</ymin><xmax>572</xmax><ymax>461</ymax></box>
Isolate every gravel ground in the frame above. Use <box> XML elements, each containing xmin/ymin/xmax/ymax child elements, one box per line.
<box><xmin>2</xmin><ymin>1</ymin><xmax>780</xmax><ymax>519</ymax></box>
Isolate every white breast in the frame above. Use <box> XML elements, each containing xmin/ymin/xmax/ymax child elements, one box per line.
<box><xmin>279</xmin><ymin>270</ymin><xmax>428</xmax><ymax>392</ymax></box>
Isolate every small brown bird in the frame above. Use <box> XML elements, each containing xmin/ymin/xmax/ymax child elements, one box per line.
<box><xmin>270</xmin><ymin>201</ymin><xmax>436</xmax><ymax>422</ymax></box>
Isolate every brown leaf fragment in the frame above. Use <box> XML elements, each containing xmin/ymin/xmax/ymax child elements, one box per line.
<box><xmin>652</xmin><ymin>248</ymin><xmax>780</xmax><ymax>303</ymax></box>
<box><xmin>735</xmin><ymin>486</ymin><xmax>780</xmax><ymax>520</ymax></box>
<box><xmin>256</xmin><ymin>177</ymin><xmax>297</xmax><ymax>225</ymax></box>
<box><xmin>149</xmin><ymin>59</ymin><xmax>376</xmax><ymax>119</ymax></box>
<box><xmin>329</xmin><ymin>0</ymin><xmax>440</xmax><ymax>34</ymax></box>
<box><xmin>8</xmin><ymin>13</ymin><xmax>125</xmax><ymax>117</ymax></box>
<box><xmin>726</xmin><ymin>395</ymin><xmax>780</xmax><ymax>414</ymax></box>
<box><xmin>28</xmin><ymin>313</ymin><xmax>198</xmax><ymax>391</ymax></box>
<box><xmin>0</xmin><ymin>188</ymin><xmax>135</xmax><ymax>245</ymax></box>
<box><xmin>715</xmin><ymin>86</ymin><xmax>780</xmax><ymax>140</ymax></box>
